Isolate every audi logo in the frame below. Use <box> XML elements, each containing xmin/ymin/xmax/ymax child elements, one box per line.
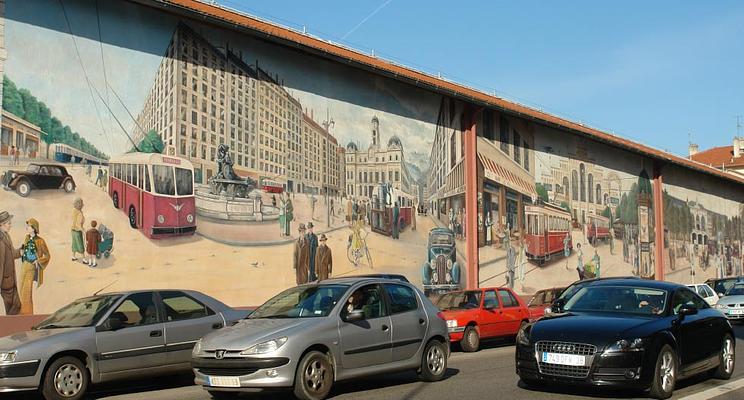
<box><xmin>552</xmin><ymin>344</ymin><xmax>575</xmax><ymax>353</ymax></box>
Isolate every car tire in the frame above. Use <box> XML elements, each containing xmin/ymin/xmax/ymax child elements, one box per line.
<box><xmin>711</xmin><ymin>333</ymin><xmax>735</xmax><ymax>379</ymax></box>
<box><xmin>128</xmin><ymin>206</ymin><xmax>137</xmax><ymax>229</ymax></box>
<box><xmin>418</xmin><ymin>339</ymin><xmax>448</xmax><ymax>382</ymax></box>
<box><xmin>293</xmin><ymin>350</ymin><xmax>333</xmax><ymax>400</ymax></box>
<box><xmin>460</xmin><ymin>326</ymin><xmax>480</xmax><ymax>352</ymax></box>
<box><xmin>648</xmin><ymin>345</ymin><xmax>677</xmax><ymax>399</ymax></box>
<box><xmin>16</xmin><ymin>179</ymin><xmax>31</xmax><ymax>197</ymax></box>
<box><xmin>207</xmin><ymin>391</ymin><xmax>239</xmax><ymax>399</ymax></box>
<box><xmin>41</xmin><ymin>356</ymin><xmax>89</xmax><ymax>400</ymax></box>
<box><xmin>63</xmin><ymin>179</ymin><xmax>75</xmax><ymax>193</ymax></box>
<box><xmin>112</xmin><ymin>192</ymin><xmax>119</xmax><ymax>208</ymax></box>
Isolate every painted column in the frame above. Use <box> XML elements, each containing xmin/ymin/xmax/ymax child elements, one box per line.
<box><xmin>464</xmin><ymin>106</ymin><xmax>479</xmax><ymax>290</ymax></box>
<box><xmin>653</xmin><ymin>162</ymin><xmax>665</xmax><ymax>281</ymax></box>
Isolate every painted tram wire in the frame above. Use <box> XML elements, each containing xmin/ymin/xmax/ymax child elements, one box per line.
<box><xmin>57</xmin><ymin>0</ymin><xmax>112</xmax><ymax>157</ymax></box>
<box><xmin>95</xmin><ymin>0</ymin><xmax>115</xmax><ymax>156</ymax></box>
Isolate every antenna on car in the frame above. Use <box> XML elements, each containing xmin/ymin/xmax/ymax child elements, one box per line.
<box><xmin>93</xmin><ymin>280</ymin><xmax>118</xmax><ymax>296</ymax></box>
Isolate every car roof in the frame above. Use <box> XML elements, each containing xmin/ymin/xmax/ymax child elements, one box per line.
<box><xmin>317</xmin><ymin>276</ymin><xmax>410</xmax><ymax>285</ymax></box>
<box><xmin>580</xmin><ymin>278</ymin><xmax>682</xmax><ymax>291</ymax></box>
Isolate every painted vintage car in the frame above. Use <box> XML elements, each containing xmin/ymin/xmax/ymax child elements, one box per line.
<box><xmin>421</xmin><ymin>227</ymin><xmax>461</xmax><ymax>296</ymax></box>
<box><xmin>1</xmin><ymin>163</ymin><xmax>75</xmax><ymax>197</ymax></box>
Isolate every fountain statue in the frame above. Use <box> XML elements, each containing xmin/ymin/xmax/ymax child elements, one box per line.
<box><xmin>209</xmin><ymin>144</ymin><xmax>257</xmax><ymax>198</ymax></box>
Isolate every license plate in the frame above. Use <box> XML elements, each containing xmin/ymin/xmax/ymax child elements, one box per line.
<box><xmin>208</xmin><ymin>376</ymin><xmax>240</xmax><ymax>387</ymax></box>
<box><xmin>541</xmin><ymin>352</ymin><xmax>586</xmax><ymax>366</ymax></box>
<box><xmin>728</xmin><ymin>309</ymin><xmax>744</xmax><ymax>315</ymax></box>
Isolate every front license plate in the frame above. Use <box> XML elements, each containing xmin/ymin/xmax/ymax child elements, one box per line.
<box><xmin>208</xmin><ymin>376</ymin><xmax>240</xmax><ymax>387</ymax></box>
<box><xmin>541</xmin><ymin>352</ymin><xmax>586</xmax><ymax>366</ymax></box>
<box><xmin>728</xmin><ymin>309</ymin><xmax>744</xmax><ymax>315</ymax></box>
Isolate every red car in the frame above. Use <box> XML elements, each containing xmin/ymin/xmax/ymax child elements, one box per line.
<box><xmin>436</xmin><ymin>287</ymin><xmax>530</xmax><ymax>352</ymax></box>
<box><xmin>526</xmin><ymin>286</ymin><xmax>565</xmax><ymax>321</ymax></box>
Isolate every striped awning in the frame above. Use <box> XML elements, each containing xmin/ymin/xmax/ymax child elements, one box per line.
<box><xmin>478</xmin><ymin>154</ymin><xmax>537</xmax><ymax>200</ymax></box>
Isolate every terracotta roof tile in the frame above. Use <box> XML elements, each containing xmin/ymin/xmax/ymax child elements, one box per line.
<box><xmin>691</xmin><ymin>146</ymin><xmax>744</xmax><ymax>168</ymax></box>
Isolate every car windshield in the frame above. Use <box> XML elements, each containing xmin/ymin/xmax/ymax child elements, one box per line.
<box><xmin>725</xmin><ymin>285</ymin><xmax>744</xmax><ymax>296</ymax></box>
<box><xmin>249</xmin><ymin>285</ymin><xmax>348</xmax><ymax>319</ymax></box>
<box><xmin>563</xmin><ymin>286</ymin><xmax>668</xmax><ymax>316</ymax></box>
<box><xmin>35</xmin><ymin>295</ymin><xmax>121</xmax><ymax>329</ymax></box>
<box><xmin>26</xmin><ymin>164</ymin><xmax>40</xmax><ymax>173</ymax></box>
<box><xmin>152</xmin><ymin>165</ymin><xmax>175</xmax><ymax>195</ymax></box>
<box><xmin>175</xmin><ymin>167</ymin><xmax>193</xmax><ymax>196</ymax></box>
<box><xmin>430</xmin><ymin>233</ymin><xmax>453</xmax><ymax>246</ymax></box>
<box><xmin>436</xmin><ymin>291</ymin><xmax>482</xmax><ymax>310</ymax></box>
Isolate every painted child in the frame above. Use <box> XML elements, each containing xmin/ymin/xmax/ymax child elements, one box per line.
<box><xmin>85</xmin><ymin>220</ymin><xmax>102</xmax><ymax>267</ymax></box>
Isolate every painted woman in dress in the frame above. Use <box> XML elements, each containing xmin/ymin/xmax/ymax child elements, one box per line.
<box><xmin>71</xmin><ymin>198</ymin><xmax>85</xmax><ymax>262</ymax></box>
<box><xmin>19</xmin><ymin>218</ymin><xmax>50</xmax><ymax>315</ymax></box>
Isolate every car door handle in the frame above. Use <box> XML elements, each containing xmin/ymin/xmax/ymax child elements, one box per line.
<box><xmin>419</xmin><ymin>318</ymin><xmax>426</xmax><ymax>325</ymax></box>
<box><xmin>382</xmin><ymin>324</ymin><xmax>390</xmax><ymax>332</ymax></box>
<box><xmin>149</xmin><ymin>330</ymin><xmax>163</xmax><ymax>337</ymax></box>
<box><xmin>212</xmin><ymin>323</ymin><xmax>223</xmax><ymax>329</ymax></box>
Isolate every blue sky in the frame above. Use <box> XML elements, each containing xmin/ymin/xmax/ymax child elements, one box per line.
<box><xmin>217</xmin><ymin>0</ymin><xmax>744</xmax><ymax>156</ymax></box>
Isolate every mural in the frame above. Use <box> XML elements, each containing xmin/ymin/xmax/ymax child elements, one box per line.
<box><xmin>662</xmin><ymin>165</ymin><xmax>744</xmax><ymax>286</ymax></box>
<box><xmin>0</xmin><ymin>0</ymin><xmax>465</xmax><ymax>315</ymax></box>
<box><xmin>476</xmin><ymin>109</ymin><xmax>659</xmax><ymax>296</ymax></box>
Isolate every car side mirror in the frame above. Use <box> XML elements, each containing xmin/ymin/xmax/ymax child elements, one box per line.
<box><xmin>343</xmin><ymin>309</ymin><xmax>365</xmax><ymax>323</ymax></box>
<box><xmin>99</xmin><ymin>316</ymin><xmax>125</xmax><ymax>332</ymax></box>
<box><xmin>718</xmin><ymin>293</ymin><xmax>725</xmax><ymax>298</ymax></box>
<box><xmin>678</xmin><ymin>304</ymin><xmax>698</xmax><ymax>317</ymax></box>
<box><xmin>552</xmin><ymin>298</ymin><xmax>566</xmax><ymax>313</ymax></box>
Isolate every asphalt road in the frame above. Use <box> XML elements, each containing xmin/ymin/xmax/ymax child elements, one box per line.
<box><xmin>9</xmin><ymin>324</ymin><xmax>744</xmax><ymax>400</ymax></box>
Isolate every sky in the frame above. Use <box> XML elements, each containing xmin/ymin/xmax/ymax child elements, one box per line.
<box><xmin>214</xmin><ymin>0</ymin><xmax>744</xmax><ymax>157</ymax></box>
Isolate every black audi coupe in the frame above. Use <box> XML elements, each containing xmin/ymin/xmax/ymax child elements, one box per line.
<box><xmin>515</xmin><ymin>279</ymin><xmax>735</xmax><ymax>399</ymax></box>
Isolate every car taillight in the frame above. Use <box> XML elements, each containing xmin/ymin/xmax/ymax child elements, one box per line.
<box><xmin>436</xmin><ymin>312</ymin><xmax>446</xmax><ymax>321</ymax></box>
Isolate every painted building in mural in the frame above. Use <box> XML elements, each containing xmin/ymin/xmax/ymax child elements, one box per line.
<box><xmin>0</xmin><ymin>0</ymin><xmax>742</xmax><ymax>319</ymax></box>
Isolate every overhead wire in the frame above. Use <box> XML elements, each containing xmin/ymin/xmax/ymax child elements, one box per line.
<box><xmin>95</xmin><ymin>0</ymin><xmax>113</xmax><ymax>156</ymax></box>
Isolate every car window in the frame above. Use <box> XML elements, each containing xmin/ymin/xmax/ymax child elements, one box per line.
<box><xmin>153</xmin><ymin>165</ymin><xmax>176</xmax><ymax>195</ymax></box>
<box><xmin>38</xmin><ymin>166</ymin><xmax>49</xmax><ymax>175</ymax></box>
<box><xmin>342</xmin><ymin>284</ymin><xmax>388</xmax><ymax>320</ymax></box>
<box><xmin>484</xmin><ymin>290</ymin><xmax>499</xmax><ymax>309</ymax></box>
<box><xmin>672</xmin><ymin>288</ymin><xmax>709</xmax><ymax>314</ymax></box>
<box><xmin>383</xmin><ymin>284</ymin><xmax>418</xmax><ymax>314</ymax></box>
<box><xmin>726</xmin><ymin>285</ymin><xmax>744</xmax><ymax>296</ymax></box>
<box><xmin>695</xmin><ymin>286</ymin><xmax>708</xmax><ymax>298</ymax></box>
<box><xmin>250</xmin><ymin>285</ymin><xmax>348</xmax><ymax>319</ymax></box>
<box><xmin>436</xmin><ymin>291</ymin><xmax>482</xmax><ymax>310</ymax></box>
<box><xmin>160</xmin><ymin>291</ymin><xmax>213</xmax><ymax>322</ymax></box>
<box><xmin>110</xmin><ymin>292</ymin><xmax>160</xmax><ymax>327</ymax></box>
<box><xmin>528</xmin><ymin>291</ymin><xmax>544</xmax><ymax>307</ymax></box>
<box><xmin>705</xmin><ymin>286</ymin><xmax>716</xmax><ymax>298</ymax></box>
<box><xmin>498</xmin><ymin>290</ymin><xmax>520</xmax><ymax>307</ymax></box>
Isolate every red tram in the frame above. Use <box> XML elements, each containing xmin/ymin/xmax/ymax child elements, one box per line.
<box><xmin>525</xmin><ymin>203</ymin><xmax>573</xmax><ymax>265</ymax></box>
<box><xmin>587</xmin><ymin>213</ymin><xmax>611</xmax><ymax>245</ymax></box>
<box><xmin>260</xmin><ymin>179</ymin><xmax>284</xmax><ymax>194</ymax></box>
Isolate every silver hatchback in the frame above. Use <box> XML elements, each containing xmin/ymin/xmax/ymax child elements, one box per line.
<box><xmin>192</xmin><ymin>277</ymin><xmax>450</xmax><ymax>400</ymax></box>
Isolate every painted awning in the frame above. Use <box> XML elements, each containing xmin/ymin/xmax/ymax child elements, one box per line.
<box><xmin>478</xmin><ymin>153</ymin><xmax>537</xmax><ymax>200</ymax></box>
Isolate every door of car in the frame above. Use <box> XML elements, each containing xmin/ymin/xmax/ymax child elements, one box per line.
<box><xmin>95</xmin><ymin>292</ymin><xmax>166</xmax><ymax>374</ymax></box>
<box><xmin>479</xmin><ymin>289</ymin><xmax>503</xmax><ymax>337</ymax></box>
<box><xmin>159</xmin><ymin>291</ymin><xmax>225</xmax><ymax>365</ymax></box>
<box><xmin>338</xmin><ymin>284</ymin><xmax>392</xmax><ymax>369</ymax></box>
<box><xmin>671</xmin><ymin>288</ymin><xmax>714</xmax><ymax>366</ymax></box>
<box><xmin>47</xmin><ymin>166</ymin><xmax>65</xmax><ymax>188</ymax></box>
<box><xmin>35</xmin><ymin>166</ymin><xmax>53</xmax><ymax>188</ymax></box>
<box><xmin>497</xmin><ymin>289</ymin><xmax>525</xmax><ymax>335</ymax></box>
<box><xmin>383</xmin><ymin>283</ymin><xmax>427</xmax><ymax>362</ymax></box>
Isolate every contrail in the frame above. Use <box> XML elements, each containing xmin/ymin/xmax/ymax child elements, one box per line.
<box><xmin>341</xmin><ymin>0</ymin><xmax>394</xmax><ymax>40</ymax></box>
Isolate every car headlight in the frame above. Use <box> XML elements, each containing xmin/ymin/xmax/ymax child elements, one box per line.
<box><xmin>606</xmin><ymin>338</ymin><xmax>646</xmax><ymax>352</ymax></box>
<box><xmin>430</xmin><ymin>258</ymin><xmax>436</xmax><ymax>268</ymax></box>
<box><xmin>157</xmin><ymin>214</ymin><xmax>165</xmax><ymax>224</ymax></box>
<box><xmin>240</xmin><ymin>337</ymin><xmax>288</xmax><ymax>355</ymax></box>
<box><xmin>715</xmin><ymin>304</ymin><xmax>727</xmax><ymax>309</ymax></box>
<box><xmin>0</xmin><ymin>351</ymin><xmax>17</xmax><ymax>363</ymax></box>
<box><xmin>446</xmin><ymin>319</ymin><xmax>458</xmax><ymax>329</ymax></box>
<box><xmin>446</xmin><ymin>259</ymin><xmax>453</xmax><ymax>271</ymax></box>
<box><xmin>192</xmin><ymin>339</ymin><xmax>203</xmax><ymax>356</ymax></box>
<box><xmin>187</xmin><ymin>214</ymin><xmax>194</xmax><ymax>223</ymax></box>
<box><xmin>516</xmin><ymin>325</ymin><xmax>530</xmax><ymax>346</ymax></box>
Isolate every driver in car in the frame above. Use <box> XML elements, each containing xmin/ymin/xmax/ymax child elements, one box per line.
<box><xmin>638</xmin><ymin>297</ymin><xmax>665</xmax><ymax>315</ymax></box>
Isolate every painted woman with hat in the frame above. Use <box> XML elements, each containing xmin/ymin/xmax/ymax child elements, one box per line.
<box><xmin>0</xmin><ymin>211</ymin><xmax>22</xmax><ymax>315</ymax></box>
<box><xmin>71</xmin><ymin>197</ymin><xmax>85</xmax><ymax>262</ymax></box>
<box><xmin>19</xmin><ymin>218</ymin><xmax>50</xmax><ymax>315</ymax></box>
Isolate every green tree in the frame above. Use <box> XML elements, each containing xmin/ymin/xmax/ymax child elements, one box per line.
<box><xmin>2</xmin><ymin>76</ymin><xmax>24</xmax><ymax>116</ymax></box>
<box><xmin>535</xmin><ymin>183</ymin><xmax>550</xmax><ymax>203</ymax></box>
<box><xmin>136</xmin><ymin>130</ymin><xmax>164</xmax><ymax>153</ymax></box>
<box><xmin>560</xmin><ymin>201</ymin><xmax>571</xmax><ymax>214</ymax></box>
<box><xmin>601</xmin><ymin>206</ymin><xmax>613</xmax><ymax>219</ymax></box>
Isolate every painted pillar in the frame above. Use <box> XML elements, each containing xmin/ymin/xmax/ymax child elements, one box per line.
<box><xmin>464</xmin><ymin>106</ymin><xmax>479</xmax><ymax>290</ymax></box>
<box><xmin>653</xmin><ymin>162</ymin><xmax>665</xmax><ymax>281</ymax></box>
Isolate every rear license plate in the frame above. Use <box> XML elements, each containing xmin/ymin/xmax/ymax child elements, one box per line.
<box><xmin>208</xmin><ymin>376</ymin><xmax>240</xmax><ymax>387</ymax></box>
<box><xmin>541</xmin><ymin>352</ymin><xmax>586</xmax><ymax>366</ymax></box>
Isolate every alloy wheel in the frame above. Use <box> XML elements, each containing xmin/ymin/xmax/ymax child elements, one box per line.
<box><xmin>723</xmin><ymin>338</ymin><xmax>735</xmax><ymax>374</ymax></box>
<box><xmin>54</xmin><ymin>363</ymin><xmax>83</xmax><ymax>397</ymax></box>
<box><xmin>427</xmin><ymin>344</ymin><xmax>445</xmax><ymax>375</ymax></box>
<box><xmin>304</xmin><ymin>358</ymin><xmax>327</xmax><ymax>393</ymax></box>
<box><xmin>660</xmin><ymin>351</ymin><xmax>675</xmax><ymax>393</ymax></box>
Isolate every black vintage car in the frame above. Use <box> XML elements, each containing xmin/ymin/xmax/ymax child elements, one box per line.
<box><xmin>422</xmin><ymin>227</ymin><xmax>461</xmax><ymax>296</ymax></box>
<box><xmin>516</xmin><ymin>278</ymin><xmax>735</xmax><ymax>399</ymax></box>
<box><xmin>2</xmin><ymin>163</ymin><xmax>76</xmax><ymax>197</ymax></box>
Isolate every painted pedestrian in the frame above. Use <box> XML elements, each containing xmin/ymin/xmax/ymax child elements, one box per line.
<box><xmin>392</xmin><ymin>202</ymin><xmax>400</xmax><ymax>239</ymax></box>
<box><xmin>506</xmin><ymin>244</ymin><xmax>516</xmax><ymax>289</ymax></box>
<box><xmin>316</xmin><ymin>234</ymin><xmax>333</xmax><ymax>281</ymax></box>
<box><xmin>346</xmin><ymin>197</ymin><xmax>353</xmax><ymax>225</ymax></box>
<box><xmin>306</xmin><ymin>222</ymin><xmax>318</xmax><ymax>281</ymax></box>
<box><xmin>563</xmin><ymin>232</ymin><xmax>571</xmax><ymax>270</ymax></box>
<box><xmin>95</xmin><ymin>166</ymin><xmax>103</xmax><ymax>187</ymax></box>
<box><xmin>576</xmin><ymin>243</ymin><xmax>585</xmax><ymax>280</ymax></box>
<box><xmin>71</xmin><ymin>198</ymin><xmax>86</xmax><ymax>262</ymax></box>
<box><xmin>609</xmin><ymin>228</ymin><xmax>615</xmax><ymax>255</ymax></box>
<box><xmin>592</xmin><ymin>248</ymin><xmax>601</xmax><ymax>279</ymax></box>
<box><xmin>272</xmin><ymin>194</ymin><xmax>277</xmax><ymax>208</ymax></box>
<box><xmin>278</xmin><ymin>196</ymin><xmax>287</xmax><ymax>237</ymax></box>
<box><xmin>485</xmin><ymin>212</ymin><xmax>492</xmax><ymax>245</ymax></box>
<box><xmin>13</xmin><ymin>146</ymin><xmax>19</xmax><ymax>165</ymax></box>
<box><xmin>85</xmin><ymin>221</ymin><xmax>102</xmax><ymax>267</ymax></box>
<box><xmin>293</xmin><ymin>223</ymin><xmax>309</xmax><ymax>285</ymax></box>
<box><xmin>0</xmin><ymin>211</ymin><xmax>22</xmax><ymax>315</ymax></box>
<box><xmin>19</xmin><ymin>218</ymin><xmax>50</xmax><ymax>315</ymax></box>
<box><xmin>310</xmin><ymin>194</ymin><xmax>317</xmax><ymax>220</ymax></box>
<box><xmin>517</xmin><ymin>236</ymin><xmax>527</xmax><ymax>285</ymax></box>
<box><xmin>284</xmin><ymin>194</ymin><xmax>294</xmax><ymax>237</ymax></box>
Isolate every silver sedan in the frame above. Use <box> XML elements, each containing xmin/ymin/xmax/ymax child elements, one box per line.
<box><xmin>0</xmin><ymin>289</ymin><xmax>247</xmax><ymax>400</ymax></box>
<box><xmin>192</xmin><ymin>277</ymin><xmax>450</xmax><ymax>400</ymax></box>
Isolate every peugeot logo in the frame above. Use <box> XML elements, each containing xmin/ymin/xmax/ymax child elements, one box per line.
<box><xmin>170</xmin><ymin>203</ymin><xmax>184</xmax><ymax>212</ymax></box>
<box><xmin>215</xmin><ymin>350</ymin><xmax>226</xmax><ymax>360</ymax></box>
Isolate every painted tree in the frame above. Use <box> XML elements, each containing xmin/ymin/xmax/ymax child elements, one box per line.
<box><xmin>136</xmin><ymin>130</ymin><xmax>164</xmax><ymax>154</ymax></box>
<box><xmin>535</xmin><ymin>183</ymin><xmax>549</xmax><ymax>203</ymax></box>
